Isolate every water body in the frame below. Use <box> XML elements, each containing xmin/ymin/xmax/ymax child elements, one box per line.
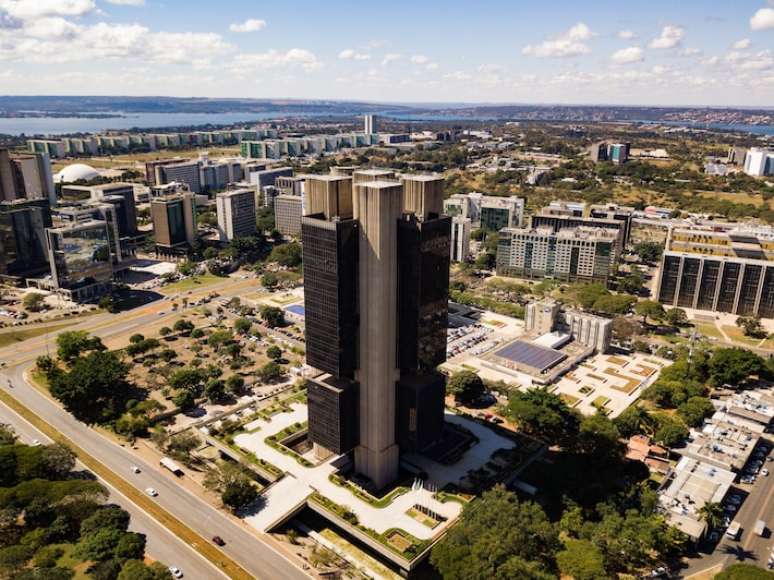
<box><xmin>639</xmin><ymin>120</ymin><xmax>774</xmax><ymax>136</ymax></box>
<box><xmin>0</xmin><ymin>111</ymin><xmax>311</xmax><ymax>136</ymax></box>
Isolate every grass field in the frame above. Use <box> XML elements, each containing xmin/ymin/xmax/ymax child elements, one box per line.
<box><xmin>159</xmin><ymin>273</ymin><xmax>225</xmax><ymax>295</ymax></box>
<box><xmin>0</xmin><ymin>322</ymin><xmax>72</xmax><ymax>348</ymax></box>
<box><xmin>693</xmin><ymin>322</ymin><xmax>724</xmax><ymax>340</ymax></box>
<box><xmin>721</xmin><ymin>325</ymin><xmax>765</xmax><ymax>347</ymax></box>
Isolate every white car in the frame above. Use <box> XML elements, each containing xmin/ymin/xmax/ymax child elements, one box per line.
<box><xmin>131</xmin><ymin>466</ymin><xmax>141</xmax><ymax>474</ymax></box>
<box><xmin>145</xmin><ymin>487</ymin><xmax>158</xmax><ymax>497</ymax></box>
<box><xmin>169</xmin><ymin>566</ymin><xmax>183</xmax><ymax>578</ymax></box>
<box><xmin>763</xmin><ymin>468</ymin><xmax>770</xmax><ymax>477</ymax></box>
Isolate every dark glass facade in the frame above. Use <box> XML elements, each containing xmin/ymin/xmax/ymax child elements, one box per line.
<box><xmin>307</xmin><ymin>376</ymin><xmax>359</xmax><ymax>454</ymax></box>
<box><xmin>0</xmin><ymin>199</ymin><xmax>51</xmax><ymax>279</ymax></box>
<box><xmin>697</xmin><ymin>260</ymin><xmax>721</xmax><ymax>310</ymax></box>
<box><xmin>396</xmin><ymin>372</ymin><xmax>446</xmax><ymax>452</ymax></box>
<box><xmin>302</xmin><ymin>215</ymin><xmax>359</xmax><ymax>377</ymax></box>
<box><xmin>738</xmin><ymin>265</ymin><xmax>763</xmax><ymax>316</ymax></box>
<box><xmin>658</xmin><ymin>255</ymin><xmax>681</xmax><ymax>304</ymax></box>
<box><xmin>717</xmin><ymin>262</ymin><xmax>742</xmax><ymax>313</ymax></box>
<box><xmin>397</xmin><ymin>215</ymin><xmax>451</xmax><ymax>372</ymax></box>
<box><xmin>677</xmin><ymin>258</ymin><xmax>701</xmax><ymax>308</ymax></box>
<box><xmin>480</xmin><ymin>207</ymin><xmax>510</xmax><ymax>231</ymax></box>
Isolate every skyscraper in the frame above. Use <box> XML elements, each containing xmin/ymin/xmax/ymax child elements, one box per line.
<box><xmin>216</xmin><ymin>188</ymin><xmax>256</xmax><ymax>241</ymax></box>
<box><xmin>364</xmin><ymin>114</ymin><xmax>377</xmax><ymax>135</ymax></box>
<box><xmin>303</xmin><ymin>172</ymin><xmax>450</xmax><ymax>489</ymax></box>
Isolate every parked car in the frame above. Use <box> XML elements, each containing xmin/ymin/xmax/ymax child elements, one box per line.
<box><xmin>168</xmin><ymin>566</ymin><xmax>183</xmax><ymax>578</ymax></box>
<box><xmin>145</xmin><ymin>488</ymin><xmax>158</xmax><ymax>497</ymax></box>
<box><xmin>131</xmin><ymin>466</ymin><xmax>141</xmax><ymax>474</ymax></box>
<box><xmin>763</xmin><ymin>468</ymin><xmax>770</xmax><ymax>477</ymax></box>
<box><xmin>212</xmin><ymin>536</ymin><xmax>226</xmax><ymax>546</ymax></box>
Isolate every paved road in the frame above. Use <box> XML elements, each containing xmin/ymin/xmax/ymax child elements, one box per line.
<box><xmin>0</xmin><ymin>284</ymin><xmax>311</xmax><ymax>580</ymax></box>
<box><xmin>0</xmin><ymin>402</ymin><xmax>226</xmax><ymax>580</ymax></box>
<box><xmin>682</xmin><ymin>439</ymin><xmax>774</xmax><ymax>577</ymax></box>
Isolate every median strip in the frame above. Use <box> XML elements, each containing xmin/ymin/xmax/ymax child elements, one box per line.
<box><xmin>0</xmin><ymin>388</ymin><xmax>254</xmax><ymax>580</ymax></box>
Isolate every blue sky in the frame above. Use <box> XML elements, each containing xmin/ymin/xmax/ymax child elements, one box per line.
<box><xmin>1</xmin><ymin>0</ymin><xmax>774</xmax><ymax>106</ymax></box>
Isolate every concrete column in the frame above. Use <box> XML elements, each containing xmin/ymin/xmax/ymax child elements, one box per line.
<box><xmin>732</xmin><ymin>263</ymin><xmax>745</xmax><ymax>315</ymax></box>
<box><xmin>353</xmin><ymin>180</ymin><xmax>402</xmax><ymax>489</ymax></box>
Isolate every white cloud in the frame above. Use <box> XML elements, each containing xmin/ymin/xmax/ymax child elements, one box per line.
<box><xmin>702</xmin><ymin>56</ymin><xmax>720</xmax><ymax>66</ymax></box>
<box><xmin>338</xmin><ymin>48</ymin><xmax>370</xmax><ymax>61</ymax></box>
<box><xmin>381</xmin><ymin>53</ymin><xmax>400</xmax><ymax>66</ymax></box>
<box><xmin>477</xmin><ymin>63</ymin><xmax>503</xmax><ymax>74</ymax></box>
<box><xmin>522</xmin><ymin>22</ymin><xmax>595</xmax><ymax>58</ymax></box>
<box><xmin>739</xmin><ymin>50</ymin><xmax>774</xmax><ymax>70</ymax></box>
<box><xmin>610</xmin><ymin>46</ymin><xmax>644</xmax><ymax>64</ymax></box>
<box><xmin>229</xmin><ymin>18</ymin><xmax>266</xmax><ymax>33</ymax></box>
<box><xmin>649</xmin><ymin>25</ymin><xmax>684</xmax><ymax>49</ymax></box>
<box><xmin>410</xmin><ymin>54</ymin><xmax>429</xmax><ymax>65</ymax></box>
<box><xmin>679</xmin><ymin>47</ymin><xmax>702</xmax><ymax>57</ymax></box>
<box><xmin>751</xmin><ymin>8</ymin><xmax>774</xmax><ymax>30</ymax></box>
<box><xmin>233</xmin><ymin>48</ymin><xmax>322</xmax><ymax>72</ymax></box>
<box><xmin>617</xmin><ymin>29</ymin><xmax>637</xmax><ymax>40</ymax></box>
<box><xmin>733</xmin><ymin>38</ymin><xmax>751</xmax><ymax>50</ymax></box>
<box><xmin>0</xmin><ymin>0</ymin><xmax>96</xmax><ymax>19</ymax></box>
<box><xmin>23</xmin><ymin>17</ymin><xmax>81</xmax><ymax>38</ymax></box>
<box><xmin>443</xmin><ymin>71</ymin><xmax>471</xmax><ymax>81</ymax></box>
<box><xmin>105</xmin><ymin>0</ymin><xmax>144</xmax><ymax>5</ymax></box>
<box><xmin>425</xmin><ymin>62</ymin><xmax>438</xmax><ymax>70</ymax></box>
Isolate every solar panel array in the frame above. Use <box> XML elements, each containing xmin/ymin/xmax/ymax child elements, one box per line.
<box><xmin>493</xmin><ymin>340</ymin><xmax>567</xmax><ymax>373</ymax></box>
<box><xmin>286</xmin><ymin>304</ymin><xmax>306</xmax><ymax>316</ymax></box>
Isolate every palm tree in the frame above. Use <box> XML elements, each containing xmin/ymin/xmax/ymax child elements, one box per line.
<box><xmin>698</xmin><ymin>502</ymin><xmax>725</xmax><ymax>531</ymax></box>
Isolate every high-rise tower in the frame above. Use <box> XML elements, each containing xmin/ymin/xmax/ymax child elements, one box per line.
<box><xmin>303</xmin><ymin>171</ymin><xmax>450</xmax><ymax>489</ymax></box>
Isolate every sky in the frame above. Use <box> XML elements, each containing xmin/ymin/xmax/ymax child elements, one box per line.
<box><xmin>1</xmin><ymin>0</ymin><xmax>774</xmax><ymax>107</ymax></box>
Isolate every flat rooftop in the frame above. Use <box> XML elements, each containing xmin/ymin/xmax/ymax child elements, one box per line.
<box><xmin>493</xmin><ymin>340</ymin><xmax>567</xmax><ymax>374</ymax></box>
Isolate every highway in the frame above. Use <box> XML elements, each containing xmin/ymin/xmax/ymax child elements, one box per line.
<box><xmin>0</xmin><ymin>402</ymin><xmax>227</xmax><ymax>580</ymax></box>
<box><xmin>0</xmin><ymin>281</ymin><xmax>311</xmax><ymax>580</ymax></box>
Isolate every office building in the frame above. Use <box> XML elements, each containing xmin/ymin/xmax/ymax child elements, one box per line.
<box><xmin>45</xmin><ymin>218</ymin><xmax>114</xmax><ymax>301</ymax></box>
<box><xmin>0</xmin><ymin>199</ymin><xmax>52</xmax><ymax>281</ymax></box>
<box><xmin>608</xmin><ymin>143</ymin><xmax>630</xmax><ymax>164</ymax></box>
<box><xmin>53</xmin><ymin>203</ymin><xmax>125</xmax><ymax>264</ymax></box>
<box><xmin>656</xmin><ymin>225</ymin><xmax>774</xmax><ymax>318</ymax></box>
<box><xmin>531</xmin><ymin>207</ymin><xmax>627</xmax><ymax>256</ymax></box>
<box><xmin>0</xmin><ymin>149</ymin><xmax>55</xmax><ymax>206</ymax></box>
<box><xmin>525</xmin><ymin>298</ymin><xmax>612</xmax><ymax>353</ymax></box>
<box><xmin>497</xmin><ymin>226</ymin><xmax>617</xmax><ymax>283</ymax></box>
<box><xmin>364</xmin><ymin>114</ymin><xmax>377</xmax><ymax>135</ymax></box>
<box><xmin>589</xmin><ymin>141</ymin><xmax>609</xmax><ymax>162</ymax></box>
<box><xmin>249</xmin><ymin>167</ymin><xmax>294</xmax><ymax>204</ymax></box>
<box><xmin>156</xmin><ymin>160</ymin><xmax>202</xmax><ymax>194</ymax></box>
<box><xmin>151</xmin><ymin>192</ymin><xmax>197</xmax><ymax>255</ymax></box>
<box><xmin>744</xmin><ymin>148</ymin><xmax>774</xmax><ymax>177</ymax></box>
<box><xmin>276</xmin><ymin>175</ymin><xmax>306</xmax><ymax>196</ymax></box>
<box><xmin>443</xmin><ymin>192</ymin><xmax>524</xmax><ymax>230</ymax></box>
<box><xmin>273</xmin><ymin>195</ymin><xmax>303</xmax><ymax>237</ymax></box>
<box><xmin>588</xmin><ymin>203</ymin><xmax>635</xmax><ymax>246</ymax></box>
<box><xmin>450</xmin><ymin>216</ymin><xmax>472</xmax><ymax>262</ymax></box>
<box><xmin>27</xmin><ymin>140</ymin><xmax>65</xmax><ymax>159</ymax></box>
<box><xmin>145</xmin><ymin>158</ymin><xmax>186</xmax><ymax>187</ymax></box>
<box><xmin>61</xmin><ymin>183</ymin><xmax>138</xmax><ymax>238</ymax></box>
<box><xmin>216</xmin><ymin>188</ymin><xmax>256</xmax><ymax>241</ymax></box>
<box><xmin>303</xmin><ymin>173</ymin><xmax>450</xmax><ymax>488</ymax></box>
<box><xmin>542</xmin><ymin>200</ymin><xmax>587</xmax><ymax>218</ymax></box>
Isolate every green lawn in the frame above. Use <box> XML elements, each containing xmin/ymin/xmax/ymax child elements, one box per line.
<box><xmin>721</xmin><ymin>325</ymin><xmax>764</xmax><ymax>347</ymax></box>
<box><xmin>159</xmin><ymin>273</ymin><xmax>224</xmax><ymax>294</ymax></box>
<box><xmin>693</xmin><ymin>323</ymin><xmax>724</xmax><ymax>340</ymax></box>
<box><xmin>0</xmin><ymin>322</ymin><xmax>72</xmax><ymax>348</ymax></box>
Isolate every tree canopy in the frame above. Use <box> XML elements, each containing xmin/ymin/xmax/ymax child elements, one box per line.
<box><xmin>446</xmin><ymin>371</ymin><xmax>485</xmax><ymax>405</ymax></box>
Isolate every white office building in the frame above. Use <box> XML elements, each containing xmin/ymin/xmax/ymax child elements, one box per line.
<box><xmin>744</xmin><ymin>148</ymin><xmax>774</xmax><ymax>177</ymax></box>
<box><xmin>216</xmin><ymin>188</ymin><xmax>256</xmax><ymax>241</ymax></box>
<box><xmin>450</xmin><ymin>216</ymin><xmax>471</xmax><ymax>262</ymax></box>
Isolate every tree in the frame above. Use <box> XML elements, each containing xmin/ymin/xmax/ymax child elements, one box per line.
<box><xmin>116</xmin><ymin>559</ymin><xmax>172</xmax><ymax>580</ymax></box>
<box><xmin>172</xmin><ymin>389</ymin><xmax>196</xmax><ymax>410</ymax></box>
<box><xmin>98</xmin><ymin>295</ymin><xmax>117</xmax><ymax>313</ymax></box>
<box><xmin>578</xmin><ymin>412</ymin><xmax>624</xmax><ymax>461</ymax></box>
<box><xmin>22</xmin><ymin>293</ymin><xmax>46</xmax><ymax>312</ymax></box>
<box><xmin>205</xmin><ymin>379</ymin><xmax>226</xmax><ymax>403</ymax></box>
<box><xmin>592</xmin><ymin>294</ymin><xmax>636</xmax><ymax>316</ymax></box>
<box><xmin>556</xmin><ymin>539</ymin><xmax>608</xmax><ymax>580</ymax></box>
<box><xmin>635</xmin><ymin>242</ymin><xmax>663</xmax><ymax>264</ymax></box>
<box><xmin>80</xmin><ymin>506</ymin><xmax>130</xmax><ymax>536</ymax></box>
<box><xmin>261</xmin><ymin>272</ymin><xmax>279</xmax><ymax>289</ymax></box>
<box><xmin>446</xmin><ymin>371</ymin><xmax>485</xmax><ymax>405</ymax></box>
<box><xmin>40</xmin><ymin>444</ymin><xmax>76</xmax><ymax>479</ymax></box>
<box><xmin>225</xmin><ymin>375</ymin><xmax>245</xmax><ymax>395</ymax></box>
<box><xmin>634</xmin><ymin>300</ymin><xmax>665</xmax><ymax>324</ymax></box>
<box><xmin>203</xmin><ymin>247</ymin><xmax>219</xmax><ymax>260</ymax></box>
<box><xmin>0</xmin><ymin>424</ymin><xmax>16</xmax><ymax>446</ymax></box>
<box><xmin>129</xmin><ymin>334</ymin><xmax>144</xmax><ymax>344</ymax></box>
<box><xmin>56</xmin><ymin>331</ymin><xmax>105</xmax><ymax>364</ymax></box>
<box><xmin>269</xmin><ymin>242</ymin><xmax>302</xmax><ymax>268</ymax></box>
<box><xmin>259</xmin><ymin>306</ymin><xmax>285</xmax><ymax>328</ymax></box>
<box><xmin>698</xmin><ymin>502</ymin><xmax>724</xmax><ymax>531</ymax></box>
<box><xmin>257</xmin><ymin>362</ymin><xmax>284</xmax><ymax>383</ymax></box>
<box><xmin>221</xmin><ymin>479</ymin><xmax>259</xmax><ymax>511</ymax></box>
<box><xmin>430</xmin><ymin>486</ymin><xmax>558</xmax><ymax>580</ymax></box>
<box><xmin>49</xmin><ymin>351</ymin><xmax>130</xmax><ymax>423</ymax></box>
<box><xmin>664</xmin><ymin>307</ymin><xmax>688</xmax><ymax>327</ymax></box>
<box><xmin>266</xmin><ymin>345</ymin><xmax>283</xmax><ymax>361</ymax></box>
<box><xmin>677</xmin><ymin>396</ymin><xmax>715</xmax><ymax>427</ymax></box>
<box><xmin>168</xmin><ymin>368</ymin><xmax>206</xmax><ymax>393</ymax></box>
<box><xmin>507</xmin><ymin>388</ymin><xmax>580</xmax><ymax>447</ymax></box>
<box><xmin>159</xmin><ymin>326</ymin><xmax>171</xmax><ymax>337</ymax></box>
<box><xmin>613</xmin><ymin>406</ymin><xmax>651</xmax><ymax>438</ymax></box>
<box><xmin>709</xmin><ymin>348</ymin><xmax>766</xmax><ymax>387</ymax></box>
<box><xmin>0</xmin><ymin>545</ymin><xmax>33</xmax><ymax>575</ymax></box>
<box><xmin>618</xmin><ymin>273</ymin><xmax>644</xmax><ymax>295</ymax></box>
<box><xmin>165</xmin><ymin>432</ymin><xmax>200</xmax><ymax>463</ymax></box>
<box><xmin>654</xmin><ymin>416</ymin><xmax>689</xmax><ymax>447</ymax></box>
<box><xmin>172</xmin><ymin>319</ymin><xmax>194</xmax><ymax>335</ymax></box>
<box><xmin>233</xmin><ymin>317</ymin><xmax>252</xmax><ymax>335</ymax></box>
<box><xmin>736</xmin><ymin>316</ymin><xmax>766</xmax><ymax>338</ymax></box>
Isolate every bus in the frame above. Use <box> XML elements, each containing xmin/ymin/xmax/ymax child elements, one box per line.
<box><xmin>160</xmin><ymin>457</ymin><xmax>184</xmax><ymax>477</ymax></box>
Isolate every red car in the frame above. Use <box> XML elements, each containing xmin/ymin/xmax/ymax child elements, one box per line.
<box><xmin>212</xmin><ymin>536</ymin><xmax>226</xmax><ymax>546</ymax></box>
